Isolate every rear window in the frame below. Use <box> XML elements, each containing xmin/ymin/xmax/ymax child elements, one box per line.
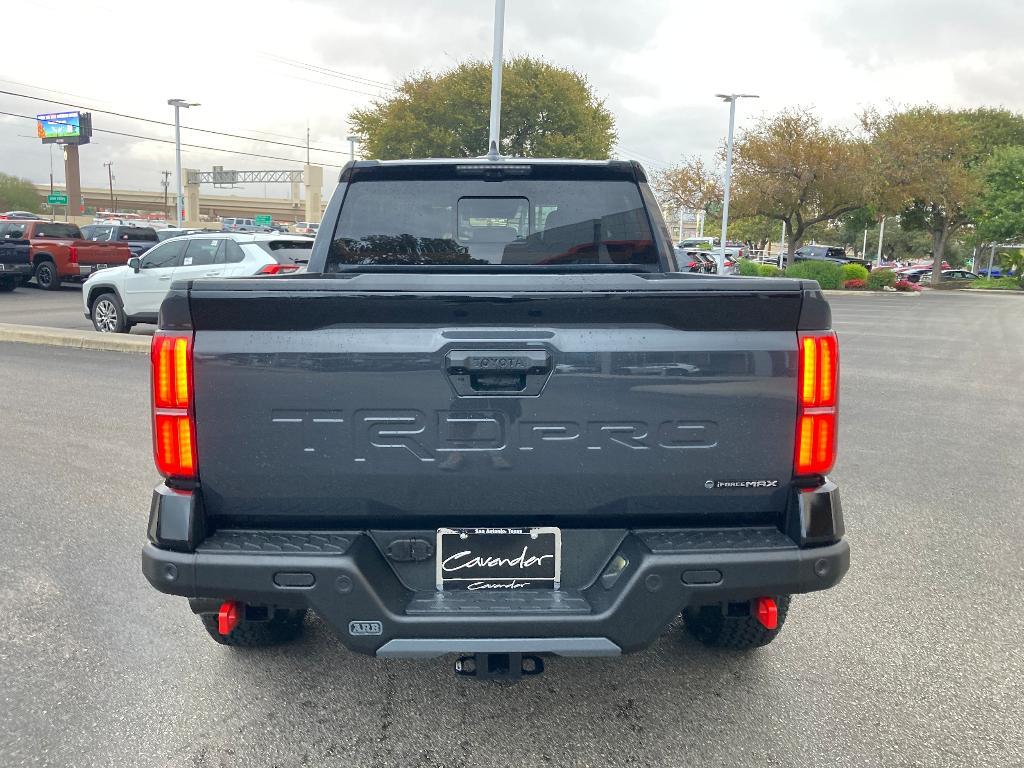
<box><xmin>326</xmin><ymin>175</ymin><xmax>657</xmax><ymax>269</ymax></box>
<box><xmin>256</xmin><ymin>240</ymin><xmax>313</xmax><ymax>264</ymax></box>
<box><xmin>34</xmin><ymin>223</ymin><xmax>82</xmax><ymax>239</ymax></box>
<box><xmin>120</xmin><ymin>227</ymin><xmax>158</xmax><ymax>242</ymax></box>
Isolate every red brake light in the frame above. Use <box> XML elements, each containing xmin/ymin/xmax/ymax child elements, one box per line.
<box><xmin>151</xmin><ymin>333</ymin><xmax>196</xmax><ymax>479</ymax></box>
<box><xmin>258</xmin><ymin>264</ymin><xmax>300</xmax><ymax>275</ymax></box>
<box><xmin>795</xmin><ymin>332</ymin><xmax>838</xmax><ymax>477</ymax></box>
<box><xmin>69</xmin><ymin>245</ymin><xmax>79</xmax><ymax>264</ymax></box>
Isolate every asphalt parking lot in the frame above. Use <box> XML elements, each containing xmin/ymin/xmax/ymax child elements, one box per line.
<box><xmin>0</xmin><ymin>290</ymin><xmax>1021</xmax><ymax>767</ymax></box>
<box><xmin>0</xmin><ymin>282</ymin><xmax>153</xmax><ymax>335</ymax></box>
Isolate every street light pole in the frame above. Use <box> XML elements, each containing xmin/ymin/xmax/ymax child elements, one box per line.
<box><xmin>862</xmin><ymin>228</ymin><xmax>868</xmax><ymax>260</ymax></box>
<box><xmin>488</xmin><ymin>0</ymin><xmax>506</xmax><ymax>157</ymax></box>
<box><xmin>715</xmin><ymin>93</ymin><xmax>758</xmax><ymax>273</ymax></box>
<box><xmin>875</xmin><ymin>215</ymin><xmax>893</xmax><ymax>268</ymax></box>
<box><xmin>168</xmin><ymin>98</ymin><xmax>199</xmax><ymax>227</ymax></box>
<box><xmin>346</xmin><ymin>135</ymin><xmax>358</xmax><ymax>162</ymax></box>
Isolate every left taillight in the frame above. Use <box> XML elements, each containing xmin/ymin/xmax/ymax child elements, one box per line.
<box><xmin>69</xmin><ymin>245</ymin><xmax>79</xmax><ymax>264</ymax></box>
<box><xmin>794</xmin><ymin>332</ymin><xmax>838</xmax><ymax>478</ymax></box>
<box><xmin>258</xmin><ymin>264</ymin><xmax>300</xmax><ymax>275</ymax></box>
<box><xmin>151</xmin><ymin>332</ymin><xmax>196</xmax><ymax>479</ymax></box>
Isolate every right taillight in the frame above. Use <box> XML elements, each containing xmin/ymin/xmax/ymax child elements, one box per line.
<box><xmin>151</xmin><ymin>332</ymin><xmax>196</xmax><ymax>479</ymax></box>
<box><xmin>795</xmin><ymin>332</ymin><xmax>838</xmax><ymax>477</ymax></box>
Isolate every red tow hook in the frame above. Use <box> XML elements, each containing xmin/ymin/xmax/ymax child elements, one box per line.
<box><xmin>755</xmin><ymin>597</ymin><xmax>778</xmax><ymax>630</ymax></box>
<box><xmin>218</xmin><ymin>601</ymin><xmax>241</xmax><ymax>635</ymax></box>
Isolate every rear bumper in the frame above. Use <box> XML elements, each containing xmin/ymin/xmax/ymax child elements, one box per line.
<box><xmin>0</xmin><ymin>263</ymin><xmax>32</xmax><ymax>277</ymax></box>
<box><xmin>142</xmin><ymin>483</ymin><xmax>849</xmax><ymax>657</ymax></box>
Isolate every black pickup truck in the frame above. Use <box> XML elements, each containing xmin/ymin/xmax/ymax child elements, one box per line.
<box><xmin>0</xmin><ymin>221</ymin><xmax>32</xmax><ymax>291</ymax></box>
<box><xmin>142</xmin><ymin>159</ymin><xmax>849</xmax><ymax>680</ymax></box>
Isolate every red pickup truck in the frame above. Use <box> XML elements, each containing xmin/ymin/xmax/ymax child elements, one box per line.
<box><xmin>5</xmin><ymin>221</ymin><xmax>133</xmax><ymax>290</ymax></box>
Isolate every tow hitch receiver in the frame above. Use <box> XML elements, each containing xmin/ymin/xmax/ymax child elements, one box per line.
<box><xmin>454</xmin><ymin>653</ymin><xmax>545</xmax><ymax>681</ymax></box>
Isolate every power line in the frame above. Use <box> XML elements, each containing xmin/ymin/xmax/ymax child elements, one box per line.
<box><xmin>0</xmin><ymin>88</ymin><xmax>352</xmax><ymax>156</ymax></box>
<box><xmin>259</xmin><ymin>52</ymin><xmax>397</xmax><ymax>91</ymax></box>
<box><xmin>0</xmin><ymin>109</ymin><xmax>346</xmax><ymax>168</ymax></box>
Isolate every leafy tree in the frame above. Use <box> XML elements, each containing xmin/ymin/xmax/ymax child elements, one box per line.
<box><xmin>728</xmin><ymin>108</ymin><xmax>869</xmax><ymax>264</ymax></box>
<box><xmin>864</xmin><ymin>107</ymin><xmax>1024</xmax><ymax>285</ymax></box>
<box><xmin>0</xmin><ymin>173</ymin><xmax>41</xmax><ymax>212</ymax></box>
<box><xmin>654</xmin><ymin>156</ymin><xmax>722</xmax><ymax>227</ymax></box>
<box><xmin>350</xmin><ymin>57</ymin><xmax>616</xmax><ymax>159</ymax></box>
<box><xmin>974</xmin><ymin>145</ymin><xmax>1024</xmax><ymax>245</ymax></box>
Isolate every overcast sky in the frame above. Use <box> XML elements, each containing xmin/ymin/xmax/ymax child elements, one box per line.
<box><xmin>1</xmin><ymin>0</ymin><xmax>1020</xmax><ymax>200</ymax></box>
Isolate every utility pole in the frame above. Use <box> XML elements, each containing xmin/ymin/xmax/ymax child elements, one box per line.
<box><xmin>487</xmin><ymin>0</ymin><xmax>506</xmax><ymax>157</ymax></box>
<box><xmin>862</xmin><ymin>228</ymin><xmax>868</xmax><ymax>259</ymax></box>
<box><xmin>103</xmin><ymin>161</ymin><xmax>115</xmax><ymax>214</ymax></box>
<box><xmin>346</xmin><ymin>135</ymin><xmax>358</xmax><ymax>162</ymax></box>
<box><xmin>160</xmin><ymin>170</ymin><xmax>171</xmax><ymax>217</ymax></box>
<box><xmin>715</xmin><ymin>93</ymin><xmax>758</xmax><ymax>273</ymax></box>
<box><xmin>306</xmin><ymin>122</ymin><xmax>311</xmax><ymax>165</ymax></box>
<box><xmin>779</xmin><ymin>220</ymin><xmax>786</xmax><ymax>269</ymax></box>
<box><xmin>875</xmin><ymin>216</ymin><xmax>892</xmax><ymax>268</ymax></box>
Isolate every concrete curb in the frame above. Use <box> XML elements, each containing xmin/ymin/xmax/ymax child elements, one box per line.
<box><xmin>0</xmin><ymin>323</ymin><xmax>150</xmax><ymax>354</ymax></box>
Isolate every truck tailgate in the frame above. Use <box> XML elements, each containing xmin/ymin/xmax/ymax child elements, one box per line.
<box><xmin>184</xmin><ymin>275</ymin><xmax>818</xmax><ymax>526</ymax></box>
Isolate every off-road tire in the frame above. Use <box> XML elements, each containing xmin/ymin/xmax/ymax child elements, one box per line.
<box><xmin>199</xmin><ymin>609</ymin><xmax>307</xmax><ymax>647</ymax></box>
<box><xmin>683</xmin><ymin>595</ymin><xmax>791</xmax><ymax>650</ymax></box>
<box><xmin>34</xmin><ymin>259</ymin><xmax>61</xmax><ymax>291</ymax></box>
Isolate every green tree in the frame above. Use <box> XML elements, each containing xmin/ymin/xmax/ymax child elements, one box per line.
<box><xmin>974</xmin><ymin>145</ymin><xmax>1024</xmax><ymax>245</ymax></box>
<box><xmin>0</xmin><ymin>173</ymin><xmax>41</xmax><ymax>212</ymax></box>
<box><xmin>728</xmin><ymin>108</ymin><xmax>869</xmax><ymax>265</ymax></box>
<box><xmin>864</xmin><ymin>107</ymin><xmax>1024</xmax><ymax>285</ymax></box>
<box><xmin>350</xmin><ymin>57</ymin><xmax>616</xmax><ymax>159</ymax></box>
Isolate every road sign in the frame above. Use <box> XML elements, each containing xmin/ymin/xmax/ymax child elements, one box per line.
<box><xmin>254</xmin><ymin>214</ymin><xmax>272</xmax><ymax>227</ymax></box>
<box><xmin>47</xmin><ymin>193</ymin><xmax>68</xmax><ymax>205</ymax></box>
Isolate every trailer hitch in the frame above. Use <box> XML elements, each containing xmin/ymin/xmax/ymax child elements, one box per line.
<box><xmin>454</xmin><ymin>652</ymin><xmax>545</xmax><ymax>682</ymax></box>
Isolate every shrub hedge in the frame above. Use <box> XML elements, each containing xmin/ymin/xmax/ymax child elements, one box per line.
<box><xmin>840</xmin><ymin>263</ymin><xmax>870</xmax><ymax>282</ymax></box>
<box><xmin>783</xmin><ymin>260</ymin><xmax>843</xmax><ymax>289</ymax></box>
<box><xmin>737</xmin><ymin>259</ymin><xmax>761</xmax><ymax>276</ymax></box>
<box><xmin>866</xmin><ymin>269</ymin><xmax>897</xmax><ymax>290</ymax></box>
<box><xmin>757</xmin><ymin>263</ymin><xmax>784</xmax><ymax>277</ymax></box>
<box><xmin>966</xmin><ymin>277</ymin><xmax>1022</xmax><ymax>290</ymax></box>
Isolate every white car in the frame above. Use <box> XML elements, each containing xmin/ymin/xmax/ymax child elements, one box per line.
<box><xmin>82</xmin><ymin>233</ymin><xmax>313</xmax><ymax>333</ymax></box>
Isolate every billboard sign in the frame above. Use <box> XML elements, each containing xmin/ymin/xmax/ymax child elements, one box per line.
<box><xmin>36</xmin><ymin>111</ymin><xmax>92</xmax><ymax>145</ymax></box>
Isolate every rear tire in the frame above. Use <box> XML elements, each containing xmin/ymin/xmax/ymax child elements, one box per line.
<box><xmin>683</xmin><ymin>595</ymin><xmax>791</xmax><ymax>650</ymax></box>
<box><xmin>34</xmin><ymin>259</ymin><xmax>61</xmax><ymax>291</ymax></box>
<box><xmin>199</xmin><ymin>608</ymin><xmax>307</xmax><ymax>647</ymax></box>
<box><xmin>90</xmin><ymin>292</ymin><xmax>128</xmax><ymax>333</ymax></box>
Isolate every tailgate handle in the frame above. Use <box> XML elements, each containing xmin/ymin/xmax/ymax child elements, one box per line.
<box><xmin>445</xmin><ymin>350</ymin><xmax>551</xmax><ymax>396</ymax></box>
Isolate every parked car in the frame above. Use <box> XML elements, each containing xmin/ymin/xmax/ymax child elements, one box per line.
<box><xmin>10</xmin><ymin>221</ymin><xmax>133</xmax><ymax>290</ymax></box>
<box><xmin>794</xmin><ymin>245</ymin><xmax>871</xmax><ymax>270</ymax></box>
<box><xmin>900</xmin><ymin>267</ymin><xmax>934</xmax><ymax>284</ymax></box>
<box><xmin>156</xmin><ymin>227</ymin><xmax>210</xmax><ymax>242</ymax></box>
<box><xmin>678</xmin><ymin>237</ymin><xmax>714</xmax><ymax>250</ymax></box>
<box><xmin>141</xmin><ymin>158</ymin><xmax>849</xmax><ymax>680</ymax></box>
<box><xmin>976</xmin><ymin>267</ymin><xmax>1002</xmax><ymax>278</ymax></box>
<box><xmin>0</xmin><ymin>222</ymin><xmax>32</xmax><ymax>291</ymax></box>
<box><xmin>293</xmin><ymin>221</ymin><xmax>320</xmax><ymax>235</ymax></box>
<box><xmin>80</xmin><ymin>224</ymin><xmax>160</xmax><ymax>257</ymax></box>
<box><xmin>222</xmin><ymin>217</ymin><xmax>270</xmax><ymax>233</ymax></box>
<box><xmin>915</xmin><ymin>270</ymin><xmax>981</xmax><ymax>284</ymax></box>
<box><xmin>1</xmin><ymin>211</ymin><xmax>44</xmax><ymax>220</ymax></box>
<box><xmin>82</xmin><ymin>233</ymin><xmax>313</xmax><ymax>333</ymax></box>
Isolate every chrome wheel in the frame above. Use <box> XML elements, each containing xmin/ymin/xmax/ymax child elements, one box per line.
<box><xmin>93</xmin><ymin>299</ymin><xmax>119</xmax><ymax>332</ymax></box>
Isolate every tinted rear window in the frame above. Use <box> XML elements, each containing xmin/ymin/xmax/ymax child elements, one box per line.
<box><xmin>119</xmin><ymin>227</ymin><xmax>158</xmax><ymax>242</ymax></box>
<box><xmin>326</xmin><ymin>177</ymin><xmax>656</xmax><ymax>269</ymax></box>
<box><xmin>256</xmin><ymin>240</ymin><xmax>313</xmax><ymax>264</ymax></box>
<box><xmin>34</xmin><ymin>223</ymin><xmax>82</xmax><ymax>239</ymax></box>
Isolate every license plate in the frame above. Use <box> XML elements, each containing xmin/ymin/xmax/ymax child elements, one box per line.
<box><xmin>436</xmin><ymin>527</ymin><xmax>561</xmax><ymax>591</ymax></box>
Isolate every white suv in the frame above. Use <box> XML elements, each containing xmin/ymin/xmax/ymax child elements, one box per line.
<box><xmin>82</xmin><ymin>233</ymin><xmax>312</xmax><ymax>333</ymax></box>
